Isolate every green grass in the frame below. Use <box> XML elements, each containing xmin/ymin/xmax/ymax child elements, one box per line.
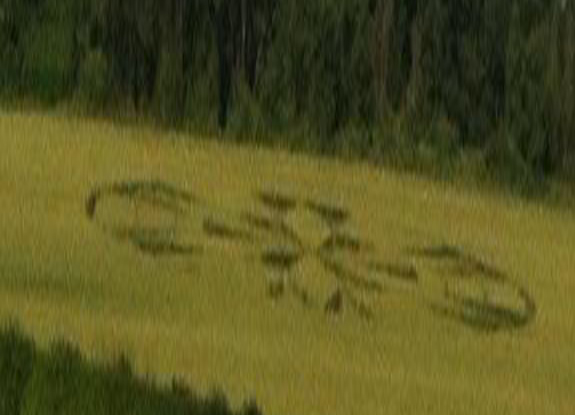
<box><xmin>1</xmin><ymin>111</ymin><xmax>575</xmax><ymax>415</ymax></box>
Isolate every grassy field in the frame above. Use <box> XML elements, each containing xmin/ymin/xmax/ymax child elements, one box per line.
<box><xmin>1</xmin><ymin>111</ymin><xmax>574</xmax><ymax>415</ymax></box>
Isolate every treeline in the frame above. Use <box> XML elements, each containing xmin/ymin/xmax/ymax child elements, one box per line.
<box><xmin>1</xmin><ymin>0</ymin><xmax>574</xmax><ymax>188</ymax></box>
<box><xmin>0</xmin><ymin>324</ymin><xmax>262</xmax><ymax>415</ymax></box>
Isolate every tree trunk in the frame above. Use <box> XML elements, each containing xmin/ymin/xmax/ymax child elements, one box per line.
<box><xmin>373</xmin><ymin>0</ymin><xmax>395</xmax><ymax>121</ymax></box>
<box><xmin>155</xmin><ymin>0</ymin><xmax>186</xmax><ymax>122</ymax></box>
<box><xmin>564</xmin><ymin>3</ymin><xmax>575</xmax><ymax>168</ymax></box>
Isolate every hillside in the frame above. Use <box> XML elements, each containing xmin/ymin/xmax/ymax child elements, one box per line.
<box><xmin>1</xmin><ymin>112</ymin><xmax>574</xmax><ymax>415</ymax></box>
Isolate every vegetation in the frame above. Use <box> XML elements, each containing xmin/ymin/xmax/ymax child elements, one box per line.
<box><xmin>1</xmin><ymin>2</ymin><xmax>574</xmax><ymax>414</ymax></box>
<box><xmin>0</xmin><ymin>324</ymin><xmax>262</xmax><ymax>415</ymax></box>
<box><xmin>1</xmin><ymin>113</ymin><xmax>575</xmax><ymax>415</ymax></box>
<box><xmin>1</xmin><ymin>0</ymin><xmax>574</xmax><ymax>191</ymax></box>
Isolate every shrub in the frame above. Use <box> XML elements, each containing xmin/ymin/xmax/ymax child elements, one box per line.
<box><xmin>0</xmin><ymin>0</ymin><xmax>44</xmax><ymax>94</ymax></box>
<box><xmin>0</xmin><ymin>324</ymin><xmax>36</xmax><ymax>415</ymax></box>
<box><xmin>76</xmin><ymin>49</ymin><xmax>110</xmax><ymax>109</ymax></box>
<box><xmin>484</xmin><ymin>127</ymin><xmax>537</xmax><ymax>195</ymax></box>
<box><xmin>20</xmin><ymin>0</ymin><xmax>79</xmax><ymax>103</ymax></box>
<box><xmin>0</xmin><ymin>326</ymin><xmax>264</xmax><ymax>415</ymax></box>
<box><xmin>227</xmin><ymin>80</ymin><xmax>267</xmax><ymax>143</ymax></box>
<box><xmin>20</xmin><ymin>340</ymin><xmax>86</xmax><ymax>415</ymax></box>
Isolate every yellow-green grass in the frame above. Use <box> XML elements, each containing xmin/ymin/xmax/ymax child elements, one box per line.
<box><xmin>1</xmin><ymin>111</ymin><xmax>574</xmax><ymax>415</ymax></box>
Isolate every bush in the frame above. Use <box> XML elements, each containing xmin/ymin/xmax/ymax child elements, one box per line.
<box><xmin>333</xmin><ymin>124</ymin><xmax>373</xmax><ymax>160</ymax></box>
<box><xmin>20</xmin><ymin>340</ymin><xmax>87</xmax><ymax>415</ymax></box>
<box><xmin>20</xmin><ymin>0</ymin><xmax>79</xmax><ymax>103</ymax></box>
<box><xmin>0</xmin><ymin>324</ymin><xmax>36</xmax><ymax>415</ymax></box>
<box><xmin>76</xmin><ymin>49</ymin><xmax>110</xmax><ymax>109</ymax></box>
<box><xmin>484</xmin><ymin>127</ymin><xmax>538</xmax><ymax>195</ymax></box>
<box><xmin>1</xmin><ymin>326</ymin><xmax>264</xmax><ymax>415</ymax></box>
<box><xmin>0</xmin><ymin>0</ymin><xmax>44</xmax><ymax>94</ymax></box>
<box><xmin>418</xmin><ymin>114</ymin><xmax>460</xmax><ymax>178</ymax></box>
<box><xmin>227</xmin><ymin>80</ymin><xmax>267</xmax><ymax>143</ymax></box>
<box><xmin>154</xmin><ymin>49</ymin><xmax>185</xmax><ymax>125</ymax></box>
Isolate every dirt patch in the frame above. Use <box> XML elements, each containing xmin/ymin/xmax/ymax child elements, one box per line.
<box><xmin>412</xmin><ymin>244</ymin><xmax>505</xmax><ymax>281</ymax></box>
<box><xmin>321</xmin><ymin>258</ymin><xmax>383</xmax><ymax>295</ymax></box>
<box><xmin>320</xmin><ymin>232</ymin><xmax>365</xmax><ymax>254</ymax></box>
<box><xmin>203</xmin><ymin>218</ymin><xmax>252</xmax><ymax>242</ymax></box>
<box><xmin>86</xmin><ymin>181</ymin><xmax>195</xmax><ymax>219</ymax></box>
<box><xmin>242</xmin><ymin>211</ymin><xmax>274</xmax><ymax>229</ymax></box>
<box><xmin>305</xmin><ymin>200</ymin><xmax>350</xmax><ymax>227</ymax></box>
<box><xmin>267</xmin><ymin>278</ymin><xmax>286</xmax><ymax>300</ymax></box>
<box><xmin>119</xmin><ymin>227</ymin><xmax>199</xmax><ymax>257</ymax></box>
<box><xmin>87</xmin><ymin>181</ymin><xmax>200</xmax><ymax>257</ymax></box>
<box><xmin>258</xmin><ymin>191</ymin><xmax>297</xmax><ymax>214</ymax></box>
<box><xmin>324</xmin><ymin>287</ymin><xmax>373</xmax><ymax>321</ymax></box>
<box><xmin>325</xmin><ymin>289</ymin><xmax>344</xmax><ymax>315</ymax></box>
<box><xmin>261</xmin><ymin>248</ymin><xmax>301</xmax><ymax>272</ymax></box>
<box><xmin>412</xmin><ymin>243</ymin><xmax>536</xmax><ymax>332</ymax></box>
<box><xmin>347</xmin><ymin>295</ymin><xmax>373</xmax><ymax>321</ymax></box>
<box><xmin>289</xmin><ymin>282</ymin><xmax>313</xmax><ymax>308</ymax></box>
<box><xmin>414</xmin><ymin>244</ymin><xmax>464</xmax><ymax>260</ymax></box>
<box><xmin>434</xmin><ymin>286</ymin><xmax>537</xmax><ymax>332</ymax></box>
<box><xmin>130</xmin><ymin>238</ymin><xmax>199</xmax><ymax>257</ymax></box>
<box><xmin>242</xmin><ymin>212</ymin><xmax>303</xmax><ymax>248</ymax></box>
<box><xmin>372</xmin><ymin>262</ymin><xmax>419</xmax><ymax>284</ymax></box>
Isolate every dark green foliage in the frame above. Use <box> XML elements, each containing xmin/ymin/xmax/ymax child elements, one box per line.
<box><xmin>76</xmin><ymin>50</ymin><xmax>110</xmax><ymax>108</ymax></box>
<box><xmin>21</xmin><ymin>341</ymin><xmax>90</xmax><ymax>415</ymax></box>
<box><xmin>20</xmin><ymin>0</ymin><xmax>83</xmax><ymax>102</ymax></box>
<box><xmin>0</xmin><ymin>0</ymin><xmax>44</xmax><ymax>94</ymax></box>
<box><xmin>503</xmin><ymin>3</ymin><xmax>551</xmax><ymax>179</ymax></box>
<box><xmin>99</xmin><ymin>0</ymin><xmax>161</xmax><ymax>111</ymax></box>
<box><xmin>258</xmin><ymin>0</ymin><xmax>375</xmax><ymax>141</ymax></box>
<box><xmin>0</xmin><ymin>324</ymin><xmax>36</xmax><ymax>415</ymax></box>
<box><xmin>1</xmin><ymin>0</ymin><xmax>574</xmax><ymax>189</ymax></box>
<box><xmin>0</xmin><ymin>326</ymin><xmax>263</xmax><ymax>415</ymax></box>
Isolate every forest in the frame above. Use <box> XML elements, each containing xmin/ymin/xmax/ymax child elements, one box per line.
<box><xmin>1</xmin><ymin>0</ymin><xmax>574</xmax><ymax>190</ymax></box>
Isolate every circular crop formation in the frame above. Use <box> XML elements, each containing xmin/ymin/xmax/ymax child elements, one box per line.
<box><xmin>86</xmin><ymin>180</ymin><xmax>536</xmax><ymax>333</ymax></box>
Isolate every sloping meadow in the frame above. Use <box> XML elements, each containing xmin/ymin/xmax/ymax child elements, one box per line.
<box><xmin>1</xmin><ymin>112</ymin><xmax>575</xmax><ymax>415</ymax></box>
